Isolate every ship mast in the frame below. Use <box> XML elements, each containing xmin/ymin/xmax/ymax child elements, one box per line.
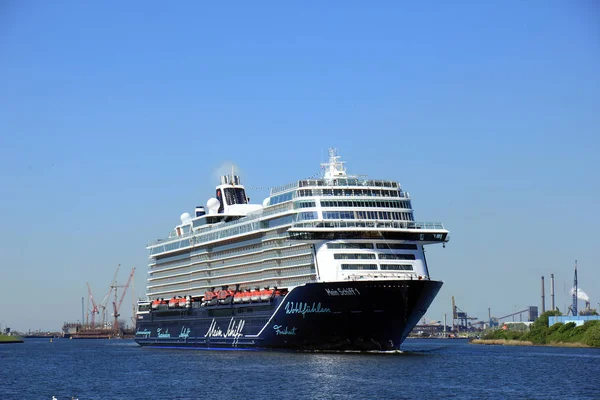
<box><xmin>321</xmin><ymin>148</ymin><xmax>346</xmax><ymax>180</ymax></box>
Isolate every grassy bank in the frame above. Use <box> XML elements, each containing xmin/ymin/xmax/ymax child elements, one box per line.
<box><xmin>471</xmin><ymin>339</ymin><xmax>535</xmax><ymax>346</ymax></box>
<box><xmin>476</xmin><ymin>311</ymin><xmax>600</xmax><ymax>348</ymax></box>
<box><xmin>470</xmin><ymin>339</ymin><xmax>593</xmax><ymax>348</ymax></box>
<box><xmin>0</xmin><ymin>334</ymin><xmax>24</xmax><ymax>343</ymax></box>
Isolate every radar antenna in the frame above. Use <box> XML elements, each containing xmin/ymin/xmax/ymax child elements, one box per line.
<box><xmin>321</xmin><ymin>148</ymin><xmax>346</xmax><ymax>179</ymax></box>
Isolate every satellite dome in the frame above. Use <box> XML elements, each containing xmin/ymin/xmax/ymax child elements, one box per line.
<box><xmin>180</xmin><ymin>212</ymin><xmax>192</xmax><ymax>224</ymax></box>
<box><xmin>262</xmin><ymin>198</ymin><xmax>270</xmax><ymax>207</ymax></box>
<box><xmin>207</xmin><ymin>198</ymin><xmax>220</xmax><ymax>214</ymax></box>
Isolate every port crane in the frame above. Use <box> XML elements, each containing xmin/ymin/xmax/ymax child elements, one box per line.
<box><xmin>112</xmin><ymin>267</ymin><xmax>135</xmax><ymax>336</ymax></box>
<box><xmin>452</xmin><ymin>296</ymin><xmax>477</xmax><ymax>332</ymax></box>
<box><xmin>86</xmin><ymin>282</ymin><xmax>99</xmax><ymax>328</ymax></box>
<box><xmin>95</xmin><ymin>264</ymin><xmax>121</xmax><ymax>326</ymax></box>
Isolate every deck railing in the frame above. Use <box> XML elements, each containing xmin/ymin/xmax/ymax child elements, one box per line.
<box><xmin>289</xmin><ymin>220</ymin><xmax>445</xmax><ymax>230</ymax></box>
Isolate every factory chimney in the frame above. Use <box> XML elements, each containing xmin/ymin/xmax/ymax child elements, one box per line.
<box><xmin>572</xmin><ymin>261</ymin><xmax>578</xmax><ymax>316</ymax></box>
<box><xmin>550</xmin><ymin>274</ymin><xmax>555</xmax><ymax>311</ymax></box>
<box><xmin>541</xmin><ymin>276</ymin><xmax>546</xmax><ymax>314</ymax></box>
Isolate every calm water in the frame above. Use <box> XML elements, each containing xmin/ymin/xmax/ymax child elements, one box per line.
<box><xmin>1</xmin><ymin>338</ymin><xmax>598</xmax><ymax>399</ymax></box>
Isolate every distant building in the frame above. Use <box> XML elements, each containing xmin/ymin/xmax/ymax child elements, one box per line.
<box><xmin>548</xmin><ymin>315</ymin><xmax>600</xmax><ymax>327</ymax></box>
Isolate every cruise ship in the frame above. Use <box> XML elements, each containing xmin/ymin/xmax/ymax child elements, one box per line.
<box><xmin>135</xmin><ymin>149</ymin><xmax>449</xmax><ymax>350</ymax></box>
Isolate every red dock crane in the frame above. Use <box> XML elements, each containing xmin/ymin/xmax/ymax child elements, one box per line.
<box><xmin>112</xmin><ymin>267</ymin><xmax>136</xmax><ymax>336</ymax></box>
<box><xmin>86</xmin><ymin>282</ymin><xmax>99</xmax><ymax>328</ymax></box>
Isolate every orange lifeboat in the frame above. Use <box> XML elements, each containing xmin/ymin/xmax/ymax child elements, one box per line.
<box><xmin>151</xmin><ymin>299</ymin><xmax>160</xmax><ymax>310</ymax></box>
<box><xmin>242</xmin><ymin>290</ymin><xmax>252</xmax><ymax>303</ymax></box>
<box><xmin>233</xmin><ymin>291</ymin><xmax>244</xmax><ymax>304</ymax></box>
<box><xmin>204</xmin><ymin>290</ymin><xmax>219</xmax><ymax>306</ymax></box>
<box><xmin>260</xmin><ymin>288</ymin><xmax>273</xmax><ymax>301</ymax></box>
<box><xmin>204</xmin><ymin>291</ymin><xmax>215</xmax><ymax>301</ymax></box>
<box><xmin>217</xmin><ymin>290</ymin><xmax>227</xmax><ymax>300</ymax></box>
<box><xmin>178</xmin><ymin>297</ymin><xmax>187</xmax><ymax>307</ymax></box>
<box><xmin>217</xmin><ymin>289</ymin><xmax>234</xmax><ymax>304</ymax></box>
<box><xmin>168</xmin><ymin>297</ymin><xmax>179</xmax><ymax>308</ymax></box>
<box><xmin>250</xmin><ymin>288</ymin><xmax>261</xmax><ymax>302</ymax></box>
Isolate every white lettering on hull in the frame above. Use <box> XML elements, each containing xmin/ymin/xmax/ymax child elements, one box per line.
<box><xmin>204</xmin><ymin>318</ymin><xmax>245</xmax><ymax>345</ymax></box>
<box><xmin>179</xmin><ymin>327</ymin><xmax>191</xmax><ymax>339</ymax></box>
<box><xmin>325</xmin><ymin>288</ymin><xmax>361</xmax><ymax>296</ymax></box>
<box><xmin>136</xmin><ymin>329</ymin><xmax>151</xmax><ymax>337</ymax></box>
<box><xmin>157</xmin><ymin>328</ymin><xmax>171</xmax><ymax>338</ymax></box>
<box><xmin>273</xmin><ymin>325</ymin><xmax>297</xmax><ymax>335</ymax></box>
<box><xmin>284</xmin><ymin>302</ymin><xmax>331</xmax><ymax>318</ymax></box>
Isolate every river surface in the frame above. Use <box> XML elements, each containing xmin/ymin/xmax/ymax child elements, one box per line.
<box><xmin>1</xmin><ymin>338</ymin><xmax>598</xmax><ymax>399</ymax></box>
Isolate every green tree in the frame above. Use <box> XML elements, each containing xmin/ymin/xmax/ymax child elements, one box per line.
<box><xmin>583</xmin><ymin>321</ymin><xmax>600</xmax><ymax>347</ymax></box>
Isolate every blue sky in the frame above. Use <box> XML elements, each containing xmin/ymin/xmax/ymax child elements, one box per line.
<box><xmin>1</xmin><ymin>1</ymin><xmax>598</xmax><ymax>331</ymax></box>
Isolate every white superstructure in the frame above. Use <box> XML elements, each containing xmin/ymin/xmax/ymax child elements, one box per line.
<box><xmin>145</xmin><ymin>149</ymin><xmax>448</xmax><ymax>300</ymax></box>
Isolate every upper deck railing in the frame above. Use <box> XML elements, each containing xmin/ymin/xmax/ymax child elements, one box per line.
<box><xmin>270</xmin><ymin>178</ymin><xmax>400</xmax><ymax>196</ymax></box>
<box><xmin>149</xmin><ymin>202</ymin><xmax>295</xmax><ymax>247</ymax></box>
<box><xmin>289</xmin><ymin>220</ymin><xmax>445</xmax><ymax>230</ymax></box>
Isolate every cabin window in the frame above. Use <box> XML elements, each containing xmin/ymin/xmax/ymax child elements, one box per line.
<box><xmin>340</xmin><ymin>264</ymin><xmax>378</xmax><ymax>270</ymax></box>
<box><xmin>380</xmin><ymin>264</ymin><xmax>413</xmax><ymax>271</ymax></box>
<box><xmin>327</xmin><ymin>243</ymin><xmax>374</xmax><ymax>249</ymax></box>
<box><xmin>295</xmin><ymin>201</ymin><xmax>316</xmax><ymax>209</ymax></box>
<box><xmin>297</xmin><ymin>211</ymin><xmax>318</xmax><ymax>221</ymax></box>
<box><xmin>379</xmin><ymin>254</ymin><xmax>416</xmax><ymax>260</ymax></box>
<box><xmin>376</xmin><ymin>243</ymin><xmax>418</xmax><ymax>250</ymax></box>
<box><xmin>270</xmin><ymin>191</ymin><xmax>294</xmax><ymax>205</ymax></box>
<box><xmin>334</xmin><ymin>253</ymin><xmax>376</xmax><ymax>260</ymax></box>
<box><xmin>224</xmin><ymin>188</ymin><xmax>247</xmax><ymax>205</ymax></box>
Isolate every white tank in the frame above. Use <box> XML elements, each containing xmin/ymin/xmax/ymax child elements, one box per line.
<box><xmin>180</xmin><ymin>213</ymin><xmax>192</xmax><ymax>224</ymax></box>
<box><xmin>206</xmin><ymin>198</ymin><xmax>219</xmax><ymax>214</ymax></box>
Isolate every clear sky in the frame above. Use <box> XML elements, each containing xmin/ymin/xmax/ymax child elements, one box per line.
<box><xmin>1</xmin><ymin>1</ymin><xmax>598</xmax><ymax>331</ymax></box>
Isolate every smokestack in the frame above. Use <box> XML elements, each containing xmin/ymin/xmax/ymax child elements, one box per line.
<box><xmin>444</xmin><ymin>314</ymin><xmax>447</xmax><ymax>335</ymax></box>
<box><xmin>573</xmin><ymin>261</ymin><xmax>578</xmax><ymax>316</ymax></box>
<box><xmin>541</xmin><ymin>276</ymin><xmax>546</xmax><ymax>313</ymax></box>
<box><xmin>550</xmin><ymin>274</ymin><xmax>555</xmax><ymax>311</ymax></box>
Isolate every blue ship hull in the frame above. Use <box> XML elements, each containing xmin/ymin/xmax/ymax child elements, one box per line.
<box><xmin>135</xmin><ymin>280</ymin><xmax>442</xmax><ymax>351</ymax></box>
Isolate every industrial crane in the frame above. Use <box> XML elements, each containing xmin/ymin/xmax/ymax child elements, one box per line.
<box><xmin>97</xmin><ymin>264</ymin><xmax>121</xmax><ymax>326</ymax></box>
<box><xmin>452</xmin><ymin>296</ymin><xmax>477</xmax><ymax>332</ymax></box>
<box><xmin>112</xmin><ymin>267</ymin><xmax>136</xmax><ymax>336</ymax></box>
<box><xmin>86</xmin><ymin>282</ymin><xmax>99</xmax><ymax>328</ymax></box>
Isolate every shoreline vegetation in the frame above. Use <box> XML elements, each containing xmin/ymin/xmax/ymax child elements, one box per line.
<box><xmin>471</xmin><ymin>311</ymin><xmax>600</xmax><ymax>349</ymax></box>
<box><xmin>0</xmin><ymin>334</ymin><xmax>24</xmax><ymax>344</ymax></box>
<box><xmin>470</xmin><ymin>339</ymin><xmax>592</xmax><ymax>348</ymax></box>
